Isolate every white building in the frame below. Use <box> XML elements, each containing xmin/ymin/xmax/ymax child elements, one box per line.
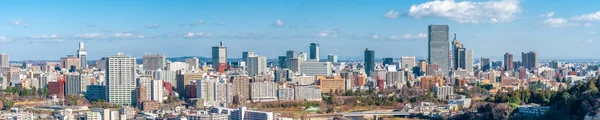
<box><xmin>153</xmin><ymin>69</ymin><xmax>176</xmax><ymax>86</ymax></box>
<box><xmin>150</xmin><ymin>80</ymin><xmax>164</xmax><ymax>103</ymax></box>
<box><xmin>294</xmin><ymin>85</ymin><xmax>321</xmax><ymax>101</ymax></box>
<box><xmin>106</xmin><ymin>53</ymin><xmax>136</xmax><ymax>106</ymax></box>
<box><xmin>247</xmin><ymin>56</ymin><xmax>267</xmax><ymax>77</ymax></box>
<box><xmin>299</xmin><ymin>61</ymin><xmax>332</xmax><ymax>76</ymax></box>
<box><xmin>250</xmin><ymin>81</ymin><xmax>277</xmax><ymax>102</ymax></box>
<box><xmin>167</xmin><ymin>61</ymin><xmax>189</xmax><ymax>71</ymax></box>
<box><xmin>277</xmin><ymin>88</ymin><xmax>294</xmax><ymax>100</ymax></box>
<box><xmin>289</xmin><ymin>75</ymin><xmax>315</xmax><ymax>85</ymax></box>
<box><xmin>77</xmin><ymin>42</ymin><xmax>88</xmax><ymax>69</ymax></box>
<box><xmin>229</xmin><ymin>107</ymin><xmax>273</xmax><ymax>120</ymax></box>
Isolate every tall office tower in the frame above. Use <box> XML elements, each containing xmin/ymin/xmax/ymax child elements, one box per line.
<box><xmin>309</xmin><ymin>43</ymin><xmax>320</xmax><ymax>61</ymax></box>
<box><xmin>106</xmin><ymin>53</ymin><xmax>136</xmax><ymax>106</ymax></box>
<box><xmin>65</xmin><ymin>74</ymin><xmax>82</xmax><ymax>96</ymax></box>
<box><xmin>428</xmin><ymin>25</ymin><xmax>450</xmax><ymax>76</ymax></box>
<box><xmin>504</xmin><ymin>53</ymin><xmax>514</xmax><ymax>71</ymax></box>
<box><xmin>185</xmin><ymin>57</ymin><xmax>200</xmax><ymax>70</ymax></box>
<box><xmin>285</xmin><ymin>50</ymin><xmax>297</xmax><ymax>68</ymax></box>
<box><xmin>298</xmin><ymin>52</ymin><xmax>308</xmax><ymax>61</ymax></box>
<box><xmin>382</xmin><ymin>58</ymin><xmax>394</xmax><ymax>66</ymax></box>
<box><xmin>247</xmin><ymin>56</ymin><xmax>267</xmax><ymax>77</ymax></box>
<box><xmin>481</xmin><ymin>58</ymin><xmax>491</xmax><ymax>72</ymax></box>
<box><xmin>327</xmin><ymin>54</ymin><xmax>337</xmax><ymax>63</ymax></box>
<box><xmin>452</xmin><ymin>34</ymin><xmax>466</xmax><ymax>70</ymax></box>
<box><xmin>61</xmin><ymin>55</ymin><xmax>81</xmax><ymax>70</ymax></box>
<box><xmin>364</xmin><ymin>48</ymin><xmax>375</xmax><ymax>77</ymax></box>
<box><xmin>230</xmin><ymin>75</ymin><xmax>250</xmax><ymax>101</ymax></box>
<box><xmin>278</xmin><ymin>56</ymin><xmax>287</xmax><ymax>68</ymax></box>
<box><xmin>212</xmin><ymin>41</ymin><xmax>228</xmax><ymax>73</ymax></box>
<box><xmin>521</xmin><ymin>51</ymin><xmax>539</xmax><ymax>70</ymax></box>
<box><xmin>143</xmin><ymin>54</ymin><xmax>166</xmax><ymax>71</ymax></box>
<box><xmin>77</xmin><ymin>42</ymin><xmax>88</xmax><ymax>69</ymax></box>
<box><xmin>150</xmin><ymin>80</ymin><xmax>164</xmax><ymax>103</ymax></box>
<box><xmin>0</xmin><ymin>53</ymin><xmax>7</xmax><ymax>73</ymax></box>
<box><xmin>465</xmin><ymin>50</ymin><xmax>474</xmax><ymax>73</ymax></box>
<box><xmin>289</xmin><ymin>58</ymin><xmax>301</xmax><ymax>72</ymax></box>
<box><xmin>401</xmin><ymin>56</ymin><xmax>417</xmax><ymax>70</ymax></box>
<box><xmin>242</xmin><ymin>51</ymin><xmax>255</xmax><ymax>62</ymax></box>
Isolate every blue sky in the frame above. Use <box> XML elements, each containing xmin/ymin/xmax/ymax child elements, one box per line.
<box><xmin>0</xmin><ymin>0</ymin><xmax>599</xmax><ymax>61</ymax></box>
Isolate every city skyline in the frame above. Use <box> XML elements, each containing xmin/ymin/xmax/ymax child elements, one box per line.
<box><xmin>2</xmin><ymin>0</ymin><xmax>600</xmax><ymax>60</ymax></box>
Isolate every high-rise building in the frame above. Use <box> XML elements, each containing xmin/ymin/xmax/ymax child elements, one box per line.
<box><xmin>77</xmin><ymin>42</ymin><xmax>88</xmax><ymax>69</ymax></box>
<box><xmin>382</xmin><ymin>58</ymin><xmax>394</xmax><ymax>67</ymax></box>
<box><xmin>61</xmin><ymin>55</ymin><xmax>80</xmax><ymax>70</ymax></box>
<box><xmin>65</xmin><ymin>74</ymin><xmax>81</xmax><ymax>96</ymax></box>
<box><xmin>481</xmin><ymin>58</ymin><xmax>491</xmax><ymax>72</ymax></box>
<box><xmin>401</xmin><ymin>56</ymin><xmax>416</xmax><ymax>70</ymax></box>
<box><xmin>428</xmin><ymin>25</ymin><xmax>450</xmax><ymax>76</ymax></box>
<box><xmin>465</xmin><ymin>50</ymin><xmax>474</xmax><ymax>73</ymax></box>
<box><xmin>230</xmin><ymin>75</ymin><xmax>250</xmax><ymax>101</ymax></box>
<box><xmin>418</xmin><ymin>60</ymin><xmax>428</xmax><ymax>73</ymax></box>
<box><xmin>433</xmin><ymin>84</ymin><xmax>454</xmax><ymax>99</ymax></box>
<box><xmin>185</xmin><ymin>57</ymin><xmax>200</xmax><ymax>70</ymax></box>
<box><xmin>176</xmin><ymin>73</ymin><xmax>203</xmax><ymax>97</ymax></box>
<box><xmin>242</xmin><ymin>51</ymin><xmax>255</xmax><ymax>62</ymax></box>
<box><xmin>143</xmin><ymin>54</ymin><xmax>166</xmax><ymax>71</ymax></box>
<box><xmin>364</xmin><ymin>48</ymin><xmax>375</xmax><ymax>77</ymax></box>
<box><xmin>299</xmin><ymin>61</ymin><xmax>332</xmax><ymax>76</ymax></box>
<box><xmin>284</xmin><ymin>50</ymin><xmax>297</xmax><ymax>68</ymax></box>
<box><xmin>278</xmin><ymin>56</ymin><xmax>287</xmax><ymax>68</ymax></box>
<box><xmin>250</xmin><ymin>81</ymin><xmax>277</xmax><ymax>102</ymax></box>
<box><xmin>309</xmin><ymin>43</ymin><xmax>320</xmax><ymax>61</ymax></box>
<box><xmin>327</xmin><ymin>54</ymin><xmax>337</xmax><ymax>63</ymax></box>
<box><xmin>212</xmin><ymin>41</ymin><xmax>228</xmax><ymax>73</ymax></box>
<box><xmin>0</xmin><ymin>53</ymin><xmax>8</xmax><ymax>73</ymax></box>
<box><xmin>452</xmin><ymin>34</ymin><xmax>466</xmax><ymax>71</ymax></box>
<box><xmin>106</xmin><ymin>53</ymin><xmax>136</xmax><ymax>106</ymax></box>
<box><xmin>96</xmin><ymin>57</ymin><xmax>108</xmax><ymax>71</ymax></box>
<box><xmin>504</xmin><ymin>53</ymin><xmax>514</xmax><ymax>71</ymax></box>
<box><xmin>522</xmin><ymin>51</ymin><xmax>539</xmax><ymax>70</ymax></box>
<box><xmin>149</xmin><ymin>80</ymin><xmax>164</xmax><ymax>103</ymax></box>
<box><xmin>247</xmin><ymin>56</ymin><xmax>267</xmax><ymax>77</ymax></box>
<box><xmin>297</xmin><ymin>52</ymin><xmax>308</xmax><ymax>61</ymax></box>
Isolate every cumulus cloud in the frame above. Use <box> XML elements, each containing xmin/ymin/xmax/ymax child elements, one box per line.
<box><xmin>408</xmin><ymin>0</ymin><xmax>521</xmax><ymax>23</ymax></box>
<box><xmin>371</xmin><ymin>35</ymin><xmax>380</xmax><ymax>39</ymax></box>
<box><xmin>183</xmin><ymin>32</ymin><xmax>212</xmax><ymax>38</ymax></box>
<box><xmin>384</xmin><ymin>10</ymin><xmax>399</xmax><ymax>19</ymax></box>
<box><xmin>190</xmin><ymin>21</ymin><xmax>205</xmax><ymax>26</ymax></box>
<box><xmin>146</xmin><ymin>24</ymin><xmax>159</xmax><ymax>28</ymax></box>
<box><xmin>29</xmin><ymin>34</ymin><xmax>60</xmax><ymax>39</ymax></box>
<box><xmin>572</xmin><ymin>11</ymin><xmax>600</xmax><ymax>21</ymax></box>
<box><xmin>316</xmin><ymin>30</ymin><xmax>338</xmax><ymax>38</ymax></box>
<box><xmin>114</xmin><ymin>33</ymin><xmax>145</xmax><ymax>39</ymax></box>
<box><xmin>0</xmin><ymin>36</ymin><xmax>11</xmax><ymax>44</ymax></box>
<box><xmin>543</xmin><ymin>18</ymin><xmax>570</xmax><ymax>27</ymax></box>
<box><xmin>11</xmin><ymin>20</ymin><xmax>28</xmax><ymax>27</ymax></box>
<box><xmin>76</xmin><ymin>33</ymin><xmax>105</xmax><ymax>39</ymax></box>
<box><xmin>389</xmin><ymin>33</ymin><xmax>428</xmax><ymax>40</ymax></box>
<box><xmin>540</xmin><ymin>12</ymin><xmax>555</xmax><ymax>18</ymax></box>
<box><xmin>274</xmin><ymin>19</ymin><xmax>284</xmax><ymax>27</ymax></box>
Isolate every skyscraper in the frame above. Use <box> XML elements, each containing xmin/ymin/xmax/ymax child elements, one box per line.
<box><xmin>504</xmin><ymin>53</ymin><xmax>514</xmax><ymax>71</ymax></box>
<box><xmin>451</xmin><ymin>34</ymin><xmax>466</xmax><ymax>71</ymax></box>
<box><xmin>143</xmin><ymin>54</ymin><xmax>166</xmax><ymax>71</ymax></box>
<box><xmin>309</xmin><ymin>43</ymin><xmax>320</xmax><ymax>61</ymax></box>
<box><xmin>327</xmin><ymin>54</ymin><xmax>337</xmax><ymax>63</ymax></box>
<box><xmin>247</xmin><ymin>56</ymin><xmax>267</xmax><ymax>77</ymax></box>
<box><xmin>465</xmin><ymin>50</ymin><xmax>474</xmax><ymax>73</ymax></box>
<box><xmin>522</xmin><ymin>51</ymin><xmax>539</xmax><ymax>70</ymax></box>
<box><xmin>61</xmin><ymin>55</ymin><xmax>80</xmax><ymax>70</ymax></box>
<box><xmin>212</xmin><ymin>41</ymin><xmax>227</xmax><ymax>73</ymax></box>
<box><xmin>77</xmin><ymin>42</ymin><xmax>88</xmax><ymax>69</ymax></box>
<box><xmin>364</xmin><ymin>48</ymin><xmax>375</xmax><ymax>77</ymax></box>
<box><xmin>428</xmin><ymin>25</ymin><xmax>450</xmax><ymax>76</ymax></box>
<box><xmin>0</xmin><ymin>53</ymin><xmax>8</xmax><ymax>73</ymax></box>
<box><xmin>242</xmin><ymin>51</ymin><xmax>255</xmax><ymax>62</ymax></box>
<box><xmin>481</xmin><ymin>58</ymin><xmax>491</xmax><ymax>72</ymax></box>
<box><xmin>185</xmin><ymin>57</ymin><xmax>199</xmax><ymax>70</ymax></box>
<box><xmin>106</xmin><ymin>53</ymin><xmax>136</xmax><ymax>106</ymax></box>
<box><xmin>285</xmin><ymin>50</ymin><xmax>297</xmax><ymax>68</ymax></box>
<box><xmin>297</xmin><ymin>52</ymin><xmax>308</xmax><ymax>61</ymax></box>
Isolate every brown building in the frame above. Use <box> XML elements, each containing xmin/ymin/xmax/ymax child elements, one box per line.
<box><xmin>230</xmin><ymin>75</ymin><xmax>250</xmax><ymax>102</ymax></box>
<box><xmin>135</xmin><ymin>85</ymin><xmax>148</xmax><ymax>109</ymax></box>
<box><xmin>455</xmin><ymin>78</ymin><xmax>467</xmax><ymax>90</ymax></box>
<box><xmin>317</xmin><ymin>76</ymin><xmax>346</xmax><ymax>93</ymax></box>
<box><xmin>176</xmin><ymin>73</ymin><xmax>204</xmax><ymax>95</ymax></box>
<box><xmin>504</xmin><ymin>53</ymin><xmax>514</xmax><ymax>71</ymax></box>
<box><xmin>420</xmin><ymin>76</ymin><xmax>443</xmax><ymax>90</ymax></box>
<box><xmin>140</xmin><ymin>101</ymin><xmax>159</xmax><ymax>111</ymax></box>
<box><xmin>60</xmin><ymin>55</ymin><xmax>80</xmax><ymax>70</ymax></box>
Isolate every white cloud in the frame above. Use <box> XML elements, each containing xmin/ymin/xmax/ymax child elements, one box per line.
<box><xmin>316</xmin><ymin>30</ymin><xmax>338</xmax><ymax>38</ymax></box>
<box><xmin>572</xmin><ymin>11</ymin><xmax>600</xmax><ymax>21</ymax></box>
<box><xmin>371</xmin><ymin>35</ymin><xmax>380</xmax><ymax>39</ymax></box>
<box><xmin>589</xmin><ymin>31</ymin><xmax>596</xmax><ymax>34</ymax></box>
<box><xmin>543</xmin><ymin>18</ymin><xmax>570</xmax><ymax>27</ymax></box>
<box><xmin>540</xmin><ymin>12</ymin><xmax>555</xmax><ymax>18</ymax></box>
<box><xmin>274</xmin><ymin>19</ymin><xmax>284</xmax><ymax>27</ymax></box>
<box><xmin>587</xmin><ymin>39</ymin><xmax>594</xmax><ymax>43</ymax></box>
<box><xmin>408</xmin><ymin>0</ymin><xmax>521</xmax><ymax>23</ymax></box>
<box><xmin>389</xmin><ymin>33</ymin><xmax>428</xmax><ymax>40</ymax></box>
<box><xmin>146</xmin><ymin>24</ymin><xmax>159</xmax><ymax>28</ymax></box>
<box><xmin>29</xmin><ymin>34</ymin><xmax>60</xmax><ymax>39</ymax></box>
<box><xmin>384</xmin><ymin>10</ymin><xmax>399</xmax><ymax>19</ymax></box>
<box><xmin>28</xmin><ymin>39</ymin><xmax>65</xmax><ymax>43</ymax></box>
<box><xmin>0</xmin><ymin>36</ymin><xmax>11</xmax><ymax>44</ymax></box>
<box><xmin>114</xmin><ymin>33</ymin><xmax>144</xmax><ymax>39</ymax></box>
<box><xmin>183</xmin><ymin>32</ymin><xmax>212</xmax><ymax>38</ymax></box>
<box><xmin>11</xmin><ymin>20</ymin><xmax>28</xmax><ymax>27</ymax></box>
<box><xmin>190</xmin><ymin>21</ymin><xmax>205</xmax><ymax>26</ymax></box>
<box><xmin>76</xmin><ymin>33</ymin><xmax>105</xmax><ymax>39</ymax></box>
